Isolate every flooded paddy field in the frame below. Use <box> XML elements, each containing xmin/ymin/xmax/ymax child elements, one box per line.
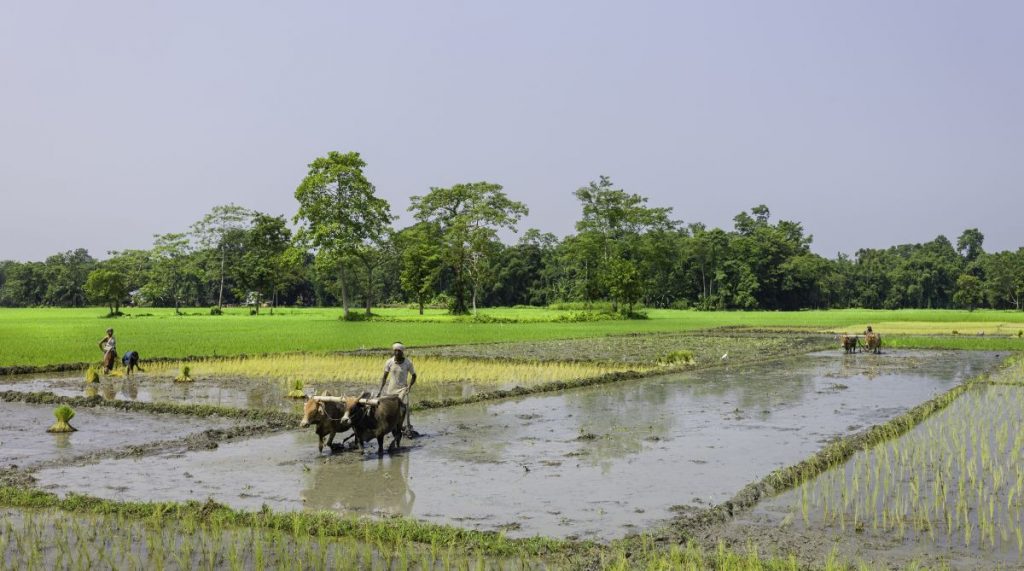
<box><xmin>0</xmin><ymin>402</ymin><xmax>242</xmax><ymax>469</ymax></box>
<box><xmin>0</xmin><ymin>373</ymin><xmax>479</xmax><ymax>413</ymax></box>
<box><xmin>32</xmin><ymin>350</ymin><xmax>1001</xmax><ymax>541</ymax></box>
<box><xmin>713</xmin><ymin>361</ymin><xmax>1024</xmax><ymax>570</ymax></box>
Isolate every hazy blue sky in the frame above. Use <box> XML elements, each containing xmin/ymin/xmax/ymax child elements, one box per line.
<box><xmin>2</xmin><ymin>1</ymin><xmax>1021</xmax><ymax>261</ymax></box>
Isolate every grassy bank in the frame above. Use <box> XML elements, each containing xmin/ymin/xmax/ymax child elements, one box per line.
<box><xmin>2</xmin><ymin>307</ymin><xmax>1023</xmax><ymax>369</ymax></box>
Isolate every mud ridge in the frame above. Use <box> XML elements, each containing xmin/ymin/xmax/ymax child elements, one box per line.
<box><xmin>17</xmin><ymin>424</ymin><xmax>284</xmax><ymax>474</ymax></box>
<box><xmin>0</xmin><ymin>390</ymin><xmax>297</xmax><ymax>427</ymax></box>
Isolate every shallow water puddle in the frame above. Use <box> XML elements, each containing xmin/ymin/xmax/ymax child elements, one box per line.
<box><xmin>33</xmin><ymin>351</ymin><xmax>1002</xmax><ymax>540</ymax></box>
<box><xmin>0</xmin><ymin>403</ymin><xmax>238</xmax><ymax>468</ymax></box>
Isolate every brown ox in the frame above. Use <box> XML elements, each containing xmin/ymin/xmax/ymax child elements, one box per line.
<box><xmin>340</xmin><ymin>394</ymin><xmax>406</xmax><ymax>456</ymax></box>
<box><xmin>300</xmin><ymin>395</ymin><xmax>350</xmax><ymax>453</ymax></box>
<box><xmin>863</xmin><ymin>333</ymin><xmax>882</xmax><ymax>354</ymax></box>
<box><xmin>838</xmin><ymin>334</ymin><xmax>858</xmax><ymax>353</ymax></box>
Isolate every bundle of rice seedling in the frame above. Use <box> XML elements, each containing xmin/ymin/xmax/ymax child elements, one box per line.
<box><xmin>174</xmin><ymin>365</ymin><xmax>193</xmax><ymax>383</ymax></box>
<box><xmin>47</xmin><ymin>405</ymin><xmax>77</xmax><ymax>433</ymax></box>
<box><xmin>286</xmin><ymin>378</ymin><xmax>305</xmax><ymax>398</ymax></box>
<box><xmin>657</xmin><ymin>350</ymin><xmax>696</xmax><ymax>366</ymax></box>
<box><xmin>85</xmin><ymin>366</ymin><xmax>100</xmax><ymax>383</ymax></box>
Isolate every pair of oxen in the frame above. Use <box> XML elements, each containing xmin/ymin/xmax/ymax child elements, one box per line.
<box><xmin>838</xmin><ymin>333</ymin><xmax>882</xmax><ymax>354</ymax></box>
<box><xmin>299</xmin><ymin>393</ymin><xmax>406</xmax><ymax>455</ymax></box>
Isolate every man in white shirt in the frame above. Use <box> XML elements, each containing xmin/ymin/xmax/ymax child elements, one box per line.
<box><xmin>378</xmin><ymin>342</ymin><xmax>417</xmax><ymax>435</ymax></box>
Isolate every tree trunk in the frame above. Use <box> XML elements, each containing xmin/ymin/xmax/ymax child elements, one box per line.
<box><xmin>472</xmin><ymin>283</ymin><xmax>477</xmax><ymax>314</ymax></box>
<box><xmin>365</xmin><ymin>265</ymin><xmax>373</xmax><ymax>316</ymax></box>
<box><xmin>218</xmin><ymin>247</ymin><xmax>226</xmax><ymax>307</ymax></box>
<box><xmin>418</xmin><ymin>300</ymin><xmax>424</xmax><ymax>315</ymax></box>
<box><xmin>339</xmin><ymin>267</ymin><xmax>350</xmax><ymax>319</ymax></box>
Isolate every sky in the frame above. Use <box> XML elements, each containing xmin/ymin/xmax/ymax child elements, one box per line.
<box><xmin>1</xmin><ymin>1</ymin><xmax>1022</xmax><ymax>262</ymax></box>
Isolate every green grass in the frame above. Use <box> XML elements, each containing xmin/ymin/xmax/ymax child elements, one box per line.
<box><xmin>2</xmin><ymin>307</ymin><xmax>1022</xmax><ymax>368</ymax></box>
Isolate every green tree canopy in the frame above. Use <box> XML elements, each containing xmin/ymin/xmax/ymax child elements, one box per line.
<box><xmin>294</xmin><ymin>151</ymin><xmax>393</xmax><ymax>317</ymax></box>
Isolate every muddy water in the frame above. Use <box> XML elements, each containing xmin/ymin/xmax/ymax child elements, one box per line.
<box><xmin>32</xmin><ymin>351</ymin><xmax>1001</xmax><ymax>540</ymax></box>
<box><xmin>0</xmin><ymin>373</ymin><xmax>479</xmax><ymax>413</ymax></box>
<box><xmin>0</xmin><ymin>403</ymin><xmax>237</xmax><ymax>468</ymax></box>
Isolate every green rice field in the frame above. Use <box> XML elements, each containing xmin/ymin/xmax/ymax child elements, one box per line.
<box><xmin>2</xmin><ymin>307</ymin><xmax>1023</xmax><ymax>368</ymax></box>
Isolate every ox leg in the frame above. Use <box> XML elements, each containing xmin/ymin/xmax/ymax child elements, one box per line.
<box><xmin>377</xmin><ymin>435</ymin><xmax>385</xmax><ymax>457</ymax></box>
<box><xmin>317</xmin><ymin>435</ymin><xmax>325</xmax><ymax>454</ymax></box>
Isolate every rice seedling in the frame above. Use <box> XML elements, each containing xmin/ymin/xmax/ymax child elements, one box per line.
<box><xmin>84</xmin><ymin>366</ymin><xmax>100</xmax><ymax>383</ymax></box>
<box><xmin>0</xmin><ymin>508</ymin><xmax>556</xmax><ymax>570</ymax></box>
<box><xmin>46</xmin><ymin>404</ymin><xmax>76</xmax><ymax>433</ymax></box>
<box><xmin>174</xmin><ymin>365</ymin><xmax>193</xmax><ymax>383</ymax></box>
<box><xmin>780</xmin><ymin>357</ymin><xmax>1024</xmax><ymax>559</ymax></box>
<box><xmin>147</xmin><ymin>354</ymin><xmax>655</xmax><ymax>388</ymax></box>
<box><xmin>285</xmin><ymin>378</ymin><xmax>305</xmax><ymax>398</ymax></box>
<box><xmin>657</xmin><ymin>349</ymin><xmax>696</xmax><ymax>366</ymax></box>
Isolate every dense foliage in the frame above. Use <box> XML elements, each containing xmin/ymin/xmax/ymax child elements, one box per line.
<box><xmin>2</xmin><ymin>154</ymin><xmax>1022</xmax><ymax>312</ymax></box>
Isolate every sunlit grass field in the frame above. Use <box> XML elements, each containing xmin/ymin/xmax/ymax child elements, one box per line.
<box><xmin>1</xmin><ymin>307</ymin><xmax>1022</xmax><ymax>367</ymax></box>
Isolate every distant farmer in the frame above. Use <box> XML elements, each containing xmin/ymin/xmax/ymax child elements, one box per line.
<box><xmin>864</xmin><ymin>325</ymin><xmax>874</xmax><ymax>335</ymax></box>
<box><xmin>98</xmin><ymin>328</ymin><xmax>117</xmax><ymax>374</ymax></box>
<box><xmin>378</xmin><ymin>342</ymin><xmax>417</xmax><ymax>435</ymax></box>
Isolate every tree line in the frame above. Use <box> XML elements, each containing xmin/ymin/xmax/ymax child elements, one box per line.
<box><xmin>2</xmin><ymin>152</ymin><xmax>1022</xmax><ymax>314</ymax></box>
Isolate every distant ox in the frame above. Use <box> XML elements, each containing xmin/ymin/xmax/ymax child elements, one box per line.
<box><xmin>340</xmin><ymin>393</ymin><xmax>406</xmax><ymax>456</ymax></box>
<box><xmin>863</xmin><ymin>333</ymin><xmax>883</xmax><ymax>354</ymax></box>
<box><xmin>837</xmin><ymin>335</ymin><xmax>858</xmax><ymax>354</ymax></box>
<box><xmin>300</xmin><ymin>393</ymin><xmax>350</xmax><ymax>453</ymax></box>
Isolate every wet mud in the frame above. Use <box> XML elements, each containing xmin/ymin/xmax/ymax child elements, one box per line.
<box><xmin>0</xmin><ymin>402</ymin><xmax>240</xmax><ymax>469</ymax></box>
<box><xmin>31</xmin><ymin>350</ymin><xmax>1001</xmax><ymax>540</ymax></box>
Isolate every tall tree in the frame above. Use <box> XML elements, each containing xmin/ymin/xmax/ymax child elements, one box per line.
<box><xmin>953</xmin><ymin>273</ymin><xmax>984</xmax><ymax>311</ymax></box>
<box><xmin>189</xmin><ymin>204</ymin><xmax>255</xmax><ymax>308</ymax></box>
<box><xmin>294</xmin><ymin>151</ymin><xmax>393</xmax><ymax>318</ymax></box>
<box><xmin>409</xmin><ymin>182</ymin><xmax>528</xmax><ymax>314</ymax></box>
<box><xmin>957</xmin><ymin>228</ymin><xmax>985</xmax><ymax>264</ymax></box>
<box><xmin>234</xmin><ymin>214</ymin><xmax>296</xmax><ymax>315</ymax></box>
<box><xmin>42</xmin><ymin>249</ymin><xmax>95</xmax><ymax>307</ymax></box>
<box><xmin>979</xmin><ymin>250</ymin><xmax>1024</xmax><ymax>310</ymax></box>
<box><xmin>571</xmin><ymin>176</ymin><xmax>675</xmax><ymax>310</ymax></box>
<box><xmin>142</xmin><ymin>233</ymin><xmax>200</xmax><ymax>313</ymax></box>
<box><xmin>396</xmin><ymin>223</ymin><xmax>444</xmax><ymax>314</ymax></box>
<box><xmin>84</xmin><ymin>269</ymin><xmax>129</xmax><ymax>315</ymax></box>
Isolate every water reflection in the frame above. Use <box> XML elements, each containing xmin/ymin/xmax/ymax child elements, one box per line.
<box><xmin>302</xmin><ymin>454</ymin><xmax>416</xmax><ymax>517</ymax></box>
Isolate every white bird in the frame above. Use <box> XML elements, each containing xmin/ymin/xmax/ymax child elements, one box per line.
<box><xmin>721</xmin><ymin>352</ymin><xmax>729</xmax><ymax>362</ymax></box>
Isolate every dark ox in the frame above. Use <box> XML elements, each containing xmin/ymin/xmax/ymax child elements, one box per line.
<box><xmin>340</xmin><ymin>394</ymin><xmax>406</xmax><ymax>456</ymax></box>
<box><xmin>838</xmin><ymin>335</ymin><xmax>858</xmax><ymax>354</ymax></box>
<box><xmin>863</xmin><ymin>333</ymin><xmax>882</xmax><ymax>354</ymax></box>
<box><xmin>300</xmin><ymin>397</ymin><xmax>350</xmax><ymax>453</ymax></box>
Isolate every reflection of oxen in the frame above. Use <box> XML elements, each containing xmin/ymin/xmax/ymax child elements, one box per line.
<box><xmin>837</xmin><ymin>334</ymin><xmax>858</xmax><ymax>354</ymax></box>
<box><xmin>341</xmin><ymin>394</ymin><xmax>405</xmax><ymax>456</ymax></box>
<box><xmin>300</xmin><ymin>394</ymin><xmax>350</xmax><ymax>453</ymax></box>
<box><xmin>301</xmin><ymin>453</ymin><xmax>416</xmax><ymax>516</ymax></box>
<box><xmin>863</xmin><ymin>333</ymin><xmax>882</xmax><ymax>354</ymax></box>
